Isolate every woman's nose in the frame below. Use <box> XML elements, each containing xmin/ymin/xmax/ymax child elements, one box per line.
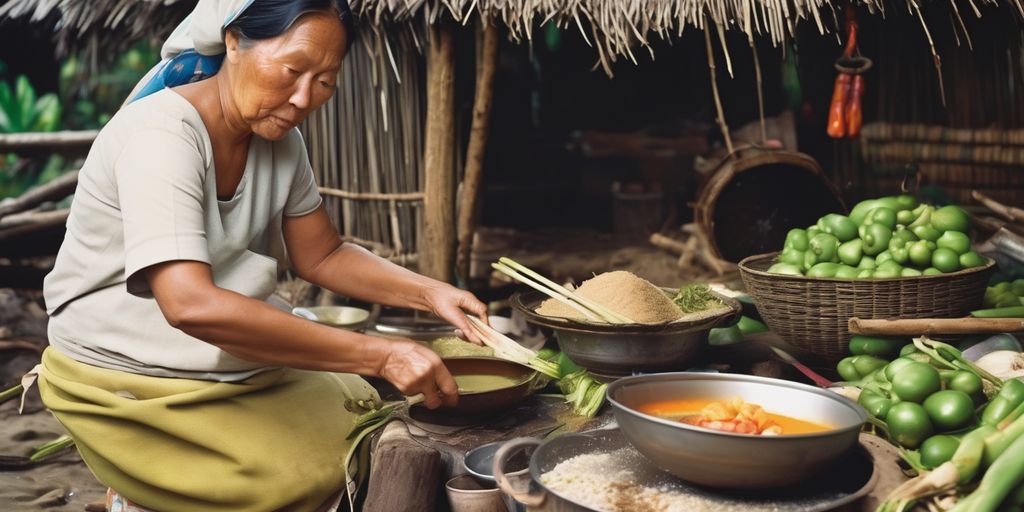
<box><xmin>288</xmin><ymin>78</ymin><xmax>313</xmax><ymax>110</ymax></box>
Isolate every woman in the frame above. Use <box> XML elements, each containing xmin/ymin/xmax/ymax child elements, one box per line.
<box><xmin>37</xmin><ymin>0</ymin><xmax>488</xmax><ymax>510</ymax></box>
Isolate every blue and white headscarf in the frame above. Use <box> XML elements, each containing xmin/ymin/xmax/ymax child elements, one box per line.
<box><xmin>126</xmin><ymin>0</ymin><xmax>255</xmax><ymax>104</ymax></box>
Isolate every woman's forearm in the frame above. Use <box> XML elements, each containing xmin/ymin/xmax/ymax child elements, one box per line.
<box><xmin>305</xmin><ymin>242</ymin><xmax>441</xmax><ymax>312</ymax></box>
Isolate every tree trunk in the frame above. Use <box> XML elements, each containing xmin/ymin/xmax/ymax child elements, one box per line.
<box><xmin>421</xmin><ymin>25</ymin><xmax>457</xmax><ymax>282</ymax></box>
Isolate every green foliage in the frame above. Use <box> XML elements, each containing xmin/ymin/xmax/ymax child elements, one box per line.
<box><xmin>59</xmin><ymin>40</ymin><xmax>160</xmax><ymax>130</ymax></box>
<box><xmin>0</xmin><ymin>75</ymin><xmax>62</xmax><ymax>133</ymax></box>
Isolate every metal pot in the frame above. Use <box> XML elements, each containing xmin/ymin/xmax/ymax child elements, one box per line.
<box><xmin>511</xmin><ymin>290</ymin><xmax>741</xmax><ymax>378</ymax></box>
<box><xmin>492</xmin><ymin>428</ymin><xmax>876</xmax><ymax>512</ymax></box>
<box><xmin>607</xmin><ymin>372</ymin><xmax>867</xmax><ymax>488</ymax></box>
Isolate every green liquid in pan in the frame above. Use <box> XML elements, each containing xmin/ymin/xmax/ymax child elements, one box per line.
<box><xmin>454</xmin><ymin>374</ymin><xmax>523</xmax><ymax>393</ymax></box>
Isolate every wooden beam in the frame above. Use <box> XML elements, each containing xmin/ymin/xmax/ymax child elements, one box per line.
<box><xmin>0</xmin><ymin>171</ymin><xmax>78</xmax><ymax>219</ymax></box>
<box><xmin>421</xmin><ymin>24</ymin><xmax>457</xmax><ymax>283</ymax></box>
<box><xmin>456</xmin><ymin>21</ymin><xmax>500</xmax><ymax>284</ymax></box>
<box><xmin>362</xmin><ymin>421</ymin><xmax>442</xmax><ymax>512</ymax></box>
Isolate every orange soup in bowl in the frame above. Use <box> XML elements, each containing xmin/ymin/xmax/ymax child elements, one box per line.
<box><xmin>637</xmin><ymin>398</ymin><xmax>832</xmax><ymax>435</ymax></box>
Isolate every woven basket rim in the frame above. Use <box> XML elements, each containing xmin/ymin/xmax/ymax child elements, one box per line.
<box><xmin>738</xmin><ymin>251</ymin><xmax>996</xmax><ymax>283</ymax></box>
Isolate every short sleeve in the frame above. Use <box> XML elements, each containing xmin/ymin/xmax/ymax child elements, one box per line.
<box><xmin>284</xmin><ymin>131</ymin><xmax>322</xmax><ymax>217</ymax></box>
<box><xmin>116</xmin><ymin>124</ymin><xmax>211</xmax><ymax>294</ymax></box>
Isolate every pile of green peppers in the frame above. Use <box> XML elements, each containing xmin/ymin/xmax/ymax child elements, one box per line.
<box><xmin>838</xmin><ymin>337</ymin><xmax>1010</xmax><ymax>470</ymax></box>
<box><xmin>767</xmin><ymin>195</ymin><xmax>986</xmax><ymax>279</ymax></box>
<box><xmin>973</xmin><ymin>279</ymin><xmax>1024</xmax><ymax>319</ymax></box>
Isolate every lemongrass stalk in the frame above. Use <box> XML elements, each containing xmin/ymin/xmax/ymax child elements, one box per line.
<box><xmin>29</xmin><ymin>435</ymin><xmax>74</xmax><ymax>462</ymax></box>
<box><xmin>466</xmin><ymin>316</ymin><xmax>560</xmax><ymax>378</ymax></box>
<box><xmin>491</xmin><ymin>263</ymin><xmax>603</xmax><ymax>323</ymax></box>
<box><xmin>498</xmin><ymin>258</ymin><xmax>636</xmax><ymax>323</ymax></box>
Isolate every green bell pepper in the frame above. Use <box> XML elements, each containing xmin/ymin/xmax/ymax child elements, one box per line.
<box><xmin>912</xmin><ymin>224</ymin><xmax>942</xmax><ymax>242</ymax></box>
<box><xmin>806</xmin><ymin>226</ymin><xmax>822</xmax><ymax>239</ymax></box>
<box><xmin>901</xmin><ymin>268</ymin><xmax>923</xmax><ymax>277</ymax></box>
<box><xmin>897</xmin><ymin>209</ymin><xmax>917</xmax><ymax>226</ymax></box>
<box><xmin>808</xmin><ymin>233</ymin><xmax>840</xmax><ymax>265</ymax></box>
<box><xmin>807</xmin><ymin>262</ymin><xmax>842</xmax><ymax>278</ymax></box>
<box><xmin>849</xmin><ymin>199</ymin><xmax>882</xmax><ymax>225</ymax></box>
<box><xmin>936</xmin><ymin>231</ymin><xmax>971</xmax><ymax>255</ymax></box>
<box><xmin>982</xmin><ymin>380</ymin><xmax>1024</xmax><ymax>426</ymax></box>
<box><xmin>859</xmin><ymin>389</ymin><xmax>894</xmax><ymax>419</ymax></box>
<box><xmin>767</xmin><ymin>262</ymin><xmax>803</xmax><ymax>276</ymax></box>
<box><xmin>861</xmin><ymin>223</ymin><xmax>892</xmax><ymax>256</ymax></box>
<box><xmin>863</xmin><ymin>207</ymin><xmax>898</xmax><ymax>230</ymax></box>
<box><xmin>834</xmin><ymin>265</ymin><xmax>860</xmax><ymax>279</ymax></box>
<box><xmin>817</xmin><ymin>214</ymin><xmax>858</xmax><ymax>242</ymax></box>
<box><xmin>909</xmin><ymin>205</ymin><xmax>934</xmax><ymax>229</ymax></box>
<box><xmin>857</xmin><ymin>256</ymin><xmax>877</xmax><ymax>270</ymax></box>
<box><xmin>908</xmin><ymin>240</ymin><xmax>933</xmax><ymax>267</ymax></box>
<box><xmin>857</xmin><ymin>269</ymin><xmax>874</xmax><ymax>278</ymax></box>
<box><xmin>784</xmin><ymin>228</ymin><xmax>810</xmax><ymax>252</ymax></box>
<box><xmin>889</xmin><ymin>237</ymin><xmax>912</xmax><ymax>264</ymax></box>
<box><xmin>874</xmin><ymin>260</ymin><xmax>904</xmax><ymax>278</ymax></box>
<box><xmin>876</xmin><ymin>251</ymin><xmax>894</xmax><ymax>264</ymax></box>
<box><xmin>838</xmin><ymin>239</ymin><xmax>863</xmax><ymax>266</ymax></box>
<box><xmin>779</xmin><ymin>248</ymin><xmax>805</xmax><ymax>266</ymax></box>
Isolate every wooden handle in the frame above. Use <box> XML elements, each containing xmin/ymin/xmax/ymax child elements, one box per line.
<box><xmin>849</xmin><ymin>317</ymin><xmax>1024</xmax><ymax>335</ymax></box>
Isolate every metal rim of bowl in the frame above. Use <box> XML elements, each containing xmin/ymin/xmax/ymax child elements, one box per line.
<box><xmin>510</xmin><ymin>289</ymin><xmax>742</xmax><ymax>335</ymax></box>
<box><xmin>292</xmin><ymin>306</ymin><xmax>371</xmax><ymax>326</ymax></box>
<box><xmin>464</xmin><ymin>440</ymin><xmax>531</xmax><ymax>483</ymax></box>
<box><xmin>606</xmin><ymin>372</ymin><xmax>868</xmax><ymax>440</ymax></box>
<box><xmin>738</xmin><ymin>251</ymin><xmax>996</xmax><ymax>283</ymax></box>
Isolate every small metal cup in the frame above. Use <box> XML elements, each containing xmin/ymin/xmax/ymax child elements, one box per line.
<box><xmin>446</xmin><ymin>475</ymin><xmax>507</xmax><ymax>512</ymax></box>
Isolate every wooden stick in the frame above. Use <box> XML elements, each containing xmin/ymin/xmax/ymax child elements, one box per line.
<box><xmin>703</xmin><ymin>21</ymin><xmax>734</xmax><ymax>154</ymax></box>
<box><xmin>973</xmin><ymin>190</ymin><xmax>1024</xmax><ymax>223</ymax></box>
<box><xmin>849</xmin><ymin>317</ymin><xmax>1024</xmax><ymax>335</ymax></box>
<box><xmin>0</xmin><ymin>209</ymin><xmax>69</xmax><ymax>241</ymax></box>
<box><xmin>649</xmin><ymin>233</ymin><xmax>688</xmax><ymax>255</ymax></box>
<box><xmin>0</xmin><ymin>130</ymin><xmax>98</xmax><ymax>152</ymax></box>
<box><xmin>0</xmin><ymin>171</ymin><xmax>78</xmax><ymax>219</ymax></box>
<box><xmin>0</xmin><ymin>208</ymin><xmax>70</xmax><ymax>230</ymax></box>
<box><xmin>677</xmin><ymin>236</ymin><xmax>699</xmax><ymax>269</ymax></box>
<box><xmin>421</xmin><ymin>24</ymin><xmax>457</xmax><ymax>282</ymax></box>
<box><xmin>456</xmin><ymin>21</ymin><xmax>499</xmax><ymax>284</ymax></box>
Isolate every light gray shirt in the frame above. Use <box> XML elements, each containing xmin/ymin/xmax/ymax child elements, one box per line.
<box><xmin>44</xmin><ymin>88</ymin><xmax>322</xmax><ymax>381</ymax></box>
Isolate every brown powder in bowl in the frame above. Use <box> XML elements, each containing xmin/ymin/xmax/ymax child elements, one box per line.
<box><xmin>534</xmin><ymin>271</ymin><xmax>682</xmax><ymax>324</ymax></box>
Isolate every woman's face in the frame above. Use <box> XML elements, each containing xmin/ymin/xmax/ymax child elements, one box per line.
<box><xmin>224</xmin><ymin>12</ymin><xmax>347</xmax><ymax>140</ymax></box>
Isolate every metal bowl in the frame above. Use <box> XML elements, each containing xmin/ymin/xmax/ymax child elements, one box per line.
<box><xmin>409</xmin><ymin>357</ymin><xmax>542</xmax><ymax>425</ymax></box>
<box><xmin>510</xmin><ymin>290</ymin><xmax>741</xmax><ymax>378</ymax></box>
<box><xmin>607</xmin><ymin>372</ymin><xmax>867</xmax><ymax>489</ymax></box>
<box><xmin>292</xmin><ymin>306</ymin><xmax>371</xmax><ymax>331</ymax></box>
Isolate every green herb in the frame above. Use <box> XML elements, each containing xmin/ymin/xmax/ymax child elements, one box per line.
<box><xmin>672</xmin><ymin>284</ymin><xmax>722</xmax><ymax>314</ymax></box>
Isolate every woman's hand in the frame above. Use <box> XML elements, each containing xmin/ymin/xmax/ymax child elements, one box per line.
<box><xmin>378</xmin><ymin>339</ymin><xmax>459</xmax><ymax>409</ymax></box>
<box><xmin>421</xmin><ymin>284</ymin><xmax>489</xmax><ymax>345</ymax></box>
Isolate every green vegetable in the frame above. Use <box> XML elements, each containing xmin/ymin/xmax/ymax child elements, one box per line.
<box><xmin>807</xmin><ymin>262</ymin><xmax>842</xmax><ymax>278</ymax></box>
<box><xmin>893</xmin><ymin>194</ymin><xmax>919</xmax><ymax>210</ymax></box>
<box><xmin>817</xmin><ymin>214</ymin><xmax>859</xmax><ymax>242</ymax></box>
<box><xmin>808</xmin><ymin>233</ymin><xmax>840</xmax><ymax>264</ymax></box>
<box><xmin>779</xmin><ymin>248</ymin><xmax>805</xmax><ymax>266</ymax></box>
<box><xmin>673</xmin><ymin>284</ymin><xmax>723</xmax><ymax>314</ymax></box>
<box><xmin>736</xmin><ymin>316</ymin><xmax>769</xmax><ymax>335</ymax></box>
<box><xmin>923</xmin><ymin>390</ymin><xmax>975</xmax><ymax>431</ymax></box>
<box><xmin>901</xmin><ymin>268</ymin><xmax>923</xmax><ymax>277</ymax></box>
<box><xmin>908</xmin><ymin>240</ymin><xmax>933</xmax><ymax>267</ymax></box>
<box><xmin>838</xmin><ymin>354</ymin><xmax>889</xmax><ymax>381</ymax></box>
<box><xmin>708</xmin><ymin>325</ymin><xmax>744</xmax><ymax>345</ymax></box>
<box><xmin>888</xmin><ymin>237</ymin><xmax>912</xmax><ymax>264</ymax></box>
<box><xmin>971</xmin><ymin>306</ymin><xmax>1024</xmax><ymax>318</ymax></box>
<box><xmin>936</xmin><ymin>231</ymin><xmax>971</xmax><ymax>255</ymax></box>
<box><xmin>767</xmin><ymin>262</ymin><xmax>804</xmax><ymax>276</ymax></box>
<box><xmin>911</xmin><ymin>224</ymin><xmax>942</xmax><ymax>242</ymax></box>
<box><xmin>864</xmin><ymin>207</ymin><xmax>898</xmax><ymax>230</ymax></box>
<box><xmin>835</xmin><ymin>265</ymin><xmax>860</xmax><ymax>279</ymax></box>
<box><xmin>886</xmin><ymin>357</ymin><xmax>918</xmax><ymax>380</ymax></box>
<box><xmin>849</xmin><ymin>199</ymin><xmax>882</xmax><ymax>225</ymax></box>
<box><xmin>857</xmin><ymin>256</ymin><xmax>877</xmax><ymax>270</ymax></box>
<box><xmin>949</xmin><ymin>430</ymin><xmax>1024</xmax><ymax>512</ymax></box>
<box><xmin>897</xmin><ymin>209</ymin><xmax>916</xmax><ymax>226</ymax></box>
<box><xmin>862</xmin><ymin>223</ymin><xmax>893</xmax><ymax>256</ymax></box>
<box><xmin>931</xmin><ymin>205</ymin><xmax>970</xmax><ymax>233</ymax></box>
<box><xmin>873</xmin><ymin>261</ymin><xmax>904</xmax><ymax>279</ymax></box>
<box><xmin>920</xmin><ymin>435</ymin><xmax>960</xmax><ymax>469</ymax></box>
<box><xmin>857</xmin><ymin>269</ymin><xmax>874</xmax><ymax>279</ymax></box>
<box><xmin>876</xmin><ymin>251</ymin><xmax>894</xmax><ymax>264</ymax></box>
<box><xmin>959</xmin><ymin>251</ymin><xmax>986</xmax><ymax>269</ymax></box>
<box><xmin>900</xmin><ymin>344</ymin><xmax>920</xmax><ymax>357</ymax></box>
<box><xmin>806</xmin><ymin>226</ymin><xmax>822</xmax><ymax>239</ymax></box>
<box><xmin>859</xmin><ymin>390</ymin><xmax>893</xmax><ymax>419</ymax></box>
<box><xmin>887</xmin><ymin>402</ymin><xmax>934</xmax><ymax>449</ymax></box>
<box><xmin>850</xmin><ymin>335</ymin><xmax>907</xmax><ymax>358</ymax></box>
<box><xmin>838</xmin><ymin>239</ymin><xmax>864</xmax><ymax>266</ymax></box>
<box><xmin>948</xmin><ymin>371</ymin><xmax>984</xmax><ymax>399</ymax></box>
<box><xmin>923</xmin><ymin>267</ymin><xmax>942</xmax><ymax>276</ymax></box>
<box><xmin>909</xmin><ymin>205</ymin><xmax>934</xmax><ymax>229</ymax></box>
<box><xmin>892</xmin><ymin>362</ymin><xmax>942</xmax><ymax>403</ymax></box>
<box><xmin>557</xmin><ymin>351</ymin><xmax>582</xmax><ymax>377</ymax></box>
<box><xmin>981</xmin><ymin>380</ymin><xmax>1024</xmax><ymax>427</ymax></box>
<box><xmin>932</xmin><ymin>247</ymin><xmax>962</xmax><ymax>273</ymax></box>
<box><xmin>784</xmin><ymin>228</ymin><xmax>810</xmax><ymax>251</ymax></box>
<box><xmin>837</xmin><ymin>357</ymin><xmax>860</xmax><ymax>382</ymax></box>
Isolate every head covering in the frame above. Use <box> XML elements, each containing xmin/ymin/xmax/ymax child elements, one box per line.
<box><xmin>126</xmin><ymin>0</ymin><xmax>255</xmax><ymax>104</ymax></box>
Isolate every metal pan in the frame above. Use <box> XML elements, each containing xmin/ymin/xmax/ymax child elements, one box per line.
<box><xmin>408</xmin><ymin>357</ymin><xmax>542</xmax><ymax>425</ymax></box>
<box><xmin>493</xmin><ymin>428</ymin><xmax>876</xmax><ymax>512</ymax></box>
<box><xmin>511</xmin><ymin>290</ymin><xmax>741</xmax><ymax>378</ymax></box>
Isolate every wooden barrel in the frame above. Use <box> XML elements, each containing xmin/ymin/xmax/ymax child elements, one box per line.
<box><xmin>694</xmin><ymin>148</ymin><xmax>846</xmax><ymax>263</ymax></box>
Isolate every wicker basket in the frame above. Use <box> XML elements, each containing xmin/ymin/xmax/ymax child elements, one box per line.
<box><xmin>738</xmin><ymin>252</ymin><xmax>996</xmax><ymax>363</ymax></box>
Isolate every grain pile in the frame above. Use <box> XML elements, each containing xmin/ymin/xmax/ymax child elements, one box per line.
<box><xmin>535</xmin><ymin>271</ymin><xmax>682</xmax><ymax>324</ymax></box>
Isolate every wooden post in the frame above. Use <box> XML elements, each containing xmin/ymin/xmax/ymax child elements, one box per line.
<box><xmin>362</xmin><ymin>421</ymin><xmax>442</xmax><ymax>512</ymax></box>
<box><xmin>456</xmin><ymin>21</ymin><xmax>500</xmax><ymax>284</ymax></box>
<box><xmin>422</xmin><ymin>24</ymin><xmax>457</xmax><ymax>282</ymax></box>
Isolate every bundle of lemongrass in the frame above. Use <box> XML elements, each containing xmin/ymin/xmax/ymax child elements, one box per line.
<box><xmin>492</xmin><ymin>257</ymin><xmax>635</xmax><ymax>324</ymax></box>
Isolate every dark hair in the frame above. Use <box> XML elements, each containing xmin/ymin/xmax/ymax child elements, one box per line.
<box><xmin>228</xmin><ymin>0</ymin><xmax>353</xmax><ymax>44</ymax></box>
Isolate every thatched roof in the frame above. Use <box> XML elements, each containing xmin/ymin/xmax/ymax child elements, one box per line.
<box><xmin>2</xmin><ymin>0</ymin><xmax>1021</xmax><ymax>69</ymax></box>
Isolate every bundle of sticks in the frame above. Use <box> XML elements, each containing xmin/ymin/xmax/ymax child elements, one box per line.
<box><xmin>649</xmin><ymin>223</ymin><xmax>737</xmax><ymax>276</ymax></box>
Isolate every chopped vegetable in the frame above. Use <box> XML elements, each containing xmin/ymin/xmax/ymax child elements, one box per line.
<box><xmin>671</xmin><ymin>283</ymin><xmax>722</xmax><ymax>314</ymax></box>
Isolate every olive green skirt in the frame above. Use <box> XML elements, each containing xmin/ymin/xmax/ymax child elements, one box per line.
<box><xmin>37</xmin><ymin>348</ymin><xmax>380</xmax><ymax>512</ymax></box>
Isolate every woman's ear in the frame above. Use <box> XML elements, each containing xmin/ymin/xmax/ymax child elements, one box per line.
<box><xmin>224</xmin><ymin>30</ymin><xmax>241</xmax><ymax>62</ymax></box>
